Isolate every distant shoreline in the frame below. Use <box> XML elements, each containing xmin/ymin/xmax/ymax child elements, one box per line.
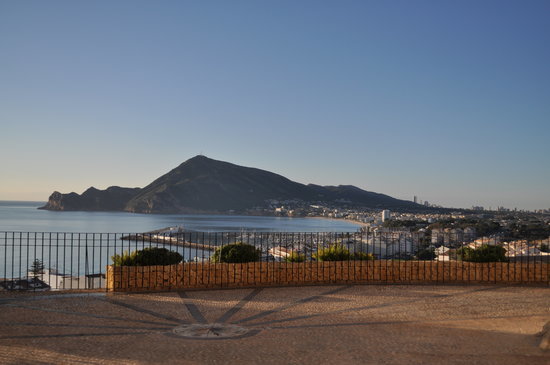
<box><xmin>0</xmin><ymin>203</ymin><xmax>363</xmax><ymax>233</ymax></box>
<box><xmin>306</xmin><ymin>216</ymin><xmax>367</xmax><ymax>229</ymax></box>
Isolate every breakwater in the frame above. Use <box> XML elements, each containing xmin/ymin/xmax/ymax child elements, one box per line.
<box><xmin>121</xmin><ymin>231</ymin><xmax>216</xmax><ymax>251</ymax></box>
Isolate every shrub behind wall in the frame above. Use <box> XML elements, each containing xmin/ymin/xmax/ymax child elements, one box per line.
<box><xmin>314</xmin><ymin>244</ymin><xmax>351</xmax><ymax>261</ymax></box>
<box><xmin>112</xmin><ymin>247</ymin><xmax>183</xmax><ymax>266</ymax></box>
<box><xmin>210</xmin><ymin>242</ymin><xmax>261</xmax><ymax>263</ymax></box>
<box><xmin>456</xmin><ymin>244</ymin><xmax>507</xmax><ymax>263</ymax></box>
<box><xmin>285</xmin><ymin>252</ymin><xmax>306</xmax><ymax>262</ymax></box>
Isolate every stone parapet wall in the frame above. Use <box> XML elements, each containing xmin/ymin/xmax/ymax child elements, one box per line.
<box><xmin>106</xmin><ymin>261</ymin><xmax>549</xmax><ymax>292</ymax></box>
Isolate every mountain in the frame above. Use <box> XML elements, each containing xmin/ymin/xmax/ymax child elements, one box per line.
<box><xmin>124</xmin><ymin>155</ymin><xmax>317</xmax><ymax>213</ymax></box>
<box><xmin>40</xmin><ymin>155</ymin><xmax>423</xmax><ymax>213</ymax></box>
<box><xmin>39</xmin><ymin>186</ymin><xmax>141</xmax><ymax>211</ymax></box>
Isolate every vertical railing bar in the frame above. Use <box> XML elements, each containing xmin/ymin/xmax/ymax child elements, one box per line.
<box><xmin>140</xmin><ymin>232</ymin><xmax>145</xmax><ymax>291</ymax></box>
<box><xmin>11</xmin><ymin>232</ymin><xmax>15</xmax><ymax>281</ymax></box>
<box><xmin>77</xmin><ymin>233</ymin><xmax>81</xmax><ymax>289</ymax></box>
<box><xmin>3</xmin><ymin>232</ymin><xmax>7</xmax><ymax>282</ymax></box>
<box><xmin>145</xmin><ymin>232</ymin><xmax>149</xmax><ymax>290</ymax></box>
<box><xmin>41</xmin><ymin>232</ymin><xmax>45</xmax><ymax>286</ymax></box>
<box><xmin>97</xmin><ymin>232</ymin><xmax>103</xmax><ymax>290</ymax></box>
<box><xmin>522</xmin><ymin>235</ymin><xmax>531</xmax><ymax>282</ymax></box>
<box><xmin>48</xmin><ymin>233</ymin><xmax>52</xmax><ymax>289</ymax></box>
<box><xmin>201</xmin><ymin>231</ymin><xmax>205</xmax><ymax>288</ymax></box>
<box><xmin>9</xmin><ymin>232</ymin><xmax>12</xmax><ymax>281</ymax></box>
<box><xmin>89</xmin><ymin>233</ymin><xmax>94</xmax><ymax>289</ymax></box>
<box><xmin>69</xmin><ymin>233</ymin><xmax>73</xmax><ymax>290</ymax></box>
<box><xmin>168</xmin><ymin>231</ymin><xmax>172</xmax><ymax>291</ymax></box>
<box><xmin>104</xmin><ymin>233</ymin><xmax>109</xmax><ymax>291</ymax></box>
<box><xmin>316</xmin><ymin>232</ymin><xmax>320</xmax><ymax>283</ymax></box>
<box><xmin>260</xmin><ymin>231</ymin><xmax>264</xmax><ymax>285</ymax></box>
<box><xmin>386</xmin><ymin>232</ymin><xmax>388</xmax><ymax>283</ymax></box>
<box><xmin>399</xmin><ymin>232</ymin><xmax>402</xmax><ymax>283</ymax></box>
<box><xmin>252</xmin><ymin>231</ymin><xmax>257</xmax><ymax>286</ymax></box>
<box><xmin>195</xmin><ymin>231</ymin><xmax>199</xmax><ymax>287</ymax></box>
<box><xmin>247</xmin><ymin>231</ymin><xmax>251</xmax><ymax>287</ymax></box>
<box><xmin>110</xmin><ymin>232</ymin><xmax>114</xmax><ymax>290</ymax></box>
<box><xmin>289</xmin><ymin>232</ymin><xmax>294</xmax><ymax>284</ymax></box>
<box><xmin>176</xmin><ymin>230</ymin><xmax>180</xmax><ymax>290</ymax></box>
<box><xmin>18</xmin><ymin>232</ymin><xmax>22</xmax><ymax>284</ymax></box>
<box><xmin>234</xmin><ymin>232</ymin><xmax>237</xmax><ymax>285</ymax></box>
<box><xmin>218</xmin><ymin>231</ymin><xmax>223</xmax><ymax>288</ymax></box>
<box><xmin>61</xmin><ymin>232</ymin><xmax>66</xmax><ymax>290</ymax></box>
<box><xmin>441</xmin><ymin>232</ymin><xmax>445</xmax><ymax>284</ymax></box>
<box><xmin>26</xmin><ymin>232</ymin><xmax>31</xmax><ymax>291</ymax></box>
<box><xmin>55</xmin><ymin>232</ymin><xmax>59</xmax><ymax>290</ymax></box>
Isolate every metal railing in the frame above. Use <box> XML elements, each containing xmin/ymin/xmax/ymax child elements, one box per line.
<box><xmin>1</xmin><ymin>231</ymin><xmax>548</xmax><ymax>291</ymax></box>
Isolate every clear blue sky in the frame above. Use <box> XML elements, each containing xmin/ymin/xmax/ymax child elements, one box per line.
<box><xmin>1</xmin><ymin>1</ymin><xmax>549</xmax><ymax>210</ymax></box>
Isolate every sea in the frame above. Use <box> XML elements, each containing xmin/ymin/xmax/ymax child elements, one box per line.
<box><xmin>0</xmin><ymin>201</ymin><xmax>360</xmax><ymax>233</ymax></box>
<box><xmin>0</xmin><ymin>201</ymin><xmax>360</xmax><ymax>282</ymax></box>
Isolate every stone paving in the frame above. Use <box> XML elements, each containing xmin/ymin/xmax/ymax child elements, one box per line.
<box><xmin>0</xmin><ymin>285</ymin><xmax>548</xmax><ymax>364</ymax></box>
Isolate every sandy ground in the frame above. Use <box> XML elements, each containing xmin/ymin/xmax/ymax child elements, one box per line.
<box><xmin>0</xmin><ymin>284</ymin><xmax>548</xmax><ymax>364</ymax></box>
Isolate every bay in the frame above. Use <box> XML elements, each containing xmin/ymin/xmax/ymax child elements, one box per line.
<box><xmin>0</xmin><ymin>201</ymin><xmax>364</xmax><ymax>286</ymax></box>
<box><xmin>0</xmin><ymin>201</ymin><xmax>361</xmax><ymax>285</ymax></box>
<box><xmin>0</xmin><ymin>201</ymin><xmax>360</xmax><ymax>233</ymax></box>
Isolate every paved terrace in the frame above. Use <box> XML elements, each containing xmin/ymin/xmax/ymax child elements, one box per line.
<box><xmin>0</xmin><ymin>285</ymin><xmax>548</xmax><ymax>364</ymax></box>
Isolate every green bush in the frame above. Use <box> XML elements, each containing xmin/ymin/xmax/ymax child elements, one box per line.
<box><xmin>416</xmin><ymin>248</ymin><xmax>436</xmax><ymax>260</ymax></box>
<box><xmin>314</xmin><ymin>244</ymin><xmax>351</xmax><ymax>261</ymax></box>
<box><xmin>352</xmin><ymin>252</ymin><xmax>375</xmax><ymax>260</ymax></box>
<box><xmin>112</xmin><ymin>250</ymin><xmax>137</xmax><ymax>266</ymax></box>
<box><xmin>285</xmin><ymin>252</ymin><xmax>306</xmax><ymax>262</ymax></box>
<box><xmin>210</xmin><ymin>242</ymin><xmax>261</xmax><ymax>263</ymax></box>
<box><xmin>112</xmin><ymin>247</ymin><xmax>183</xmax><ymax>266</ymax></box>
<box><xmin>456</xmin><ymin>244</ymin><xmax>507</xmax><ymax>263</ymax></box>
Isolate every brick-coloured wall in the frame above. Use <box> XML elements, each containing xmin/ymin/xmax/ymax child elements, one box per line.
<box><xmin>106</xmin><ymin>260</ymin><xmax>549</xmax><ymax>292</ymax></box>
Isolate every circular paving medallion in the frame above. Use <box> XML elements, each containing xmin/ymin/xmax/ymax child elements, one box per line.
<box><xmin>172</xmin><ymin>323</ymin><xmax>257</xmax><ymax>339</ymax></box>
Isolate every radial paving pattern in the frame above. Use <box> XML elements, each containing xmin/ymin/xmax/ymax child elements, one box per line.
<box><xmin>0</xmin><ymin>285</ymin><xmax>548</xmax><ymax>364</ymax></box>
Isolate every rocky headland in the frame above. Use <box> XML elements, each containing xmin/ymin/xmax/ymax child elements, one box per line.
<box><xmin>40</xmin><ymin>155</ymin><xmax>423</xmax><ymax>214</ymax></box>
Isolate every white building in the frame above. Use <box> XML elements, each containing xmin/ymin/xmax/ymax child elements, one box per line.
<box><xmin>381</xmin><ymin>210</ymin><xmax>391</xmax><ymax>222</ymax></box>
<box><xmin>364</xmin><ymin>232</ymin><xmax>416</xmax><ymax>259</ymax></box>
<box><xmin>30</xmin><ymin>269</ymin><xmax>105</xmax><ymax>290</ymax></box>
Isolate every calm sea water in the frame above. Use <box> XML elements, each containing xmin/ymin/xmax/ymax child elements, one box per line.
<box><xmin>0</xmin><ymin>201</ymin><xmax>360</xmax><ymax>233</ymax></box>
<box><xmin>0</xmin><ymin>201</ymin><xmax>360</xmax><ymax>282</ymax></box>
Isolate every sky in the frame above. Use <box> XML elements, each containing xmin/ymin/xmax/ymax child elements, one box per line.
<box><xmin>1</xmin><ymin>1</ymin><xmax>549</xmax><ymax>210</ymax></box>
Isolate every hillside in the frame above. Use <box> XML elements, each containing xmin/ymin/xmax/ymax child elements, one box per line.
<box><xmin>40</xmin><ymin>155</ymin><xmax>423</xmax><ymax>213</ymax></box>
<box><xmin>39</xmin><ymin>186</ymin><xmax>141</xmax><ymax>211</ymax></box>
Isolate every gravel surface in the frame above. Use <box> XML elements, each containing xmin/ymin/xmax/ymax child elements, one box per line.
<box><xmin>0</xmin><ymin>285</ymin><xmax>548</xmax><ymax>364</ymax></box>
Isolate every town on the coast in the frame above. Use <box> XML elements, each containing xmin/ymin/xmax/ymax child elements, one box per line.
<box><xmin>5</xmin><ymin>201</ymin><xmax>548</xmax><ymax>292</ymax></box>
<box><xmin>267</xmin><ymin>199</ymin><xmax>550</xmax><ymax>261</ymax></box>
<box><xmin>2</xmin><ymin>155</ymin><xmax>549</xmax><ymax>291</ymax></box>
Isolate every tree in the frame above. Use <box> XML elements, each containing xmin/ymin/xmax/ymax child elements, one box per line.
<box><xmin>29</xmin><ymin>259</ymin><xmax>45</xmax><ymax>278</ymax></box>
<box><xmin>456</xmin><ymin>244</ymin><xmax>507</xmax><ymax>263</ymax></box>
<box><xmin>416</xmin><ymin>248</ymin><xmax>436</xmax><ymax>260</ymax></box>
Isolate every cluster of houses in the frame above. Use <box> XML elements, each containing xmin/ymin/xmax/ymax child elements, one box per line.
<box><xmin>431</xmin><ymin>227</ymin><xmax>477</xmax><ymax>246</ymax></box>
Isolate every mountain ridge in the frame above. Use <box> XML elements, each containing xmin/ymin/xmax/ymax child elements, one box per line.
<box><xmin>40</xmin><ymin>155</ymin><xmax>424</xmax><ymax>213</ymax></box>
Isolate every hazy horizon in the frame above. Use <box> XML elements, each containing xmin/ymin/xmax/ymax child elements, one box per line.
<box><xmin>1</xmin><ymin>1</ymin><xmax>549</xmax><ymax>210</ymax></box>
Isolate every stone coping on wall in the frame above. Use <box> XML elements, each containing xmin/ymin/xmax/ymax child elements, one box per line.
<box><xmin>106</xmin><ymin>260</ymin><xmax>550</xmax><ymax>292</ymax></box>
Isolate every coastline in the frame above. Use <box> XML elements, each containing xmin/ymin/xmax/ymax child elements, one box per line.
<box><xmin>1</xmin><ymin>202</ymin><xmax>365</xmax><ymax>233</ymax></box>
<box><xmin>306</xmin><ymin>216</ymin><xmax>368</xmax><ymax>229</ymax></box>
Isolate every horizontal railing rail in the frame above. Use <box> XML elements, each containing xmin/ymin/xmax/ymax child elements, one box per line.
<box><xmin>0</xmin><ymin>231</ymin><xmax>548</xmax><ymax>292</ymax></box>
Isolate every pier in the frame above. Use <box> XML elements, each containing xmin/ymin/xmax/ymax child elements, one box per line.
<box><xmin>121</xmin><ymin>228</ymin><xmax>216</xmax><ymax>251</ymax></box>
